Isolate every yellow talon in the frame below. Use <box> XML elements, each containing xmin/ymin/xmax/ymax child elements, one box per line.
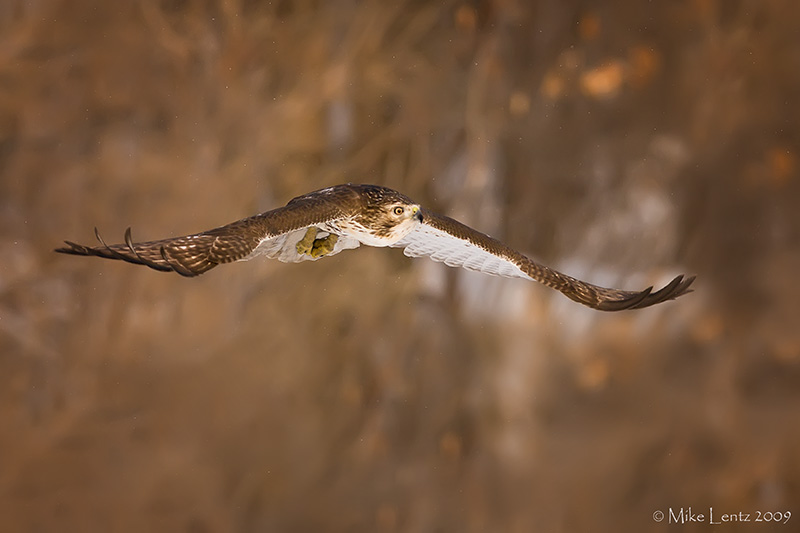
<box><xmin>310</xmin><ymin>234</ymin><xmax>338</xmax><ymax>258</ymax></box>
<box><xmin>295</xmin><ymin>227</ymin><xmax>318</xmax><ymax>256</ymax></box>
<box><xmin>296</xmin><ymin>228</ymin><xmax>338</xmax><ymax>258</ymax></box>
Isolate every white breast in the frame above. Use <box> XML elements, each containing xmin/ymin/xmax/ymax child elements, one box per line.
<box><xmin>329</xmin><ymin>218</ymin><xmax>419</xmax><ymax>247</ymax></box>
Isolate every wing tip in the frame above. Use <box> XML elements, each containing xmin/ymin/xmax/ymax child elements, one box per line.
<box><xmin>597</xmin><ymin>273</ymin><xmax>696</xmax><ymax>311</ymax></box>
<box><xmin>54</xmin><ymin>240</ymin><xmax>87</xmax><ymax>255</ymax></box>
<box><xmin>54</xmin><ymin>228</ymin><xmax>205</xmax><ymax>276</ymax></box>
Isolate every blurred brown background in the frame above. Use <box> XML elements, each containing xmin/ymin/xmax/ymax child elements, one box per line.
<box><xmin>1</xmin><ymin>1</ymin><xmax>799</xmax><ymax>532</ymax></box>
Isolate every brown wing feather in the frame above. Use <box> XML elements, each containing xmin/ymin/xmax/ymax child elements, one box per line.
<box><xmin>54</xmin><ymin>184</ymin><xmax>363</xmax><ymax>276</ymax></box>
<box><xmin>55</xmin><ymin>223</ymin><xmax>269</xmax><ymax>277</ymax></box>
<box><xmin>419</xmin><ymin>211</ymin><xmax>695</xmax><ymax>311</ymax></box>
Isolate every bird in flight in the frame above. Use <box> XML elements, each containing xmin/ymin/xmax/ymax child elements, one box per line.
<box><xmin>55</xmin><ymin>184</ymin><xmax>694</xmax><ymax>311</ymax></box>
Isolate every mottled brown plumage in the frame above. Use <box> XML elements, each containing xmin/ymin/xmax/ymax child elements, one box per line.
<box><xmin>55</xmin><ymin>184</ymin><xmax>695</xmax><ymax>311</ymax></box>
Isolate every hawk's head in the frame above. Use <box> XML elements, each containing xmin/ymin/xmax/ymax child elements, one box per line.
<box><xmin>346</xmin><ymin>185</ymin><xmax>422</xmax><ymax>247</ymax></box>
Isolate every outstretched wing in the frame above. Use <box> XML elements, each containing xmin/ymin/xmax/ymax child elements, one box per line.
<box><xmin>55</xmin><ymin>185</ymin><xmax>362</xmax><ymax>277</ymax></box>
<box><xmin>392</xmin><ymin>209</ymin><xmax>695</xmax><ymax>311</ymax></box>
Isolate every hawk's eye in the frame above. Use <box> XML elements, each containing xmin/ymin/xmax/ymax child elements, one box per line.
<box><xmin>393</xmin><ymin>206</ymin><xmax>404</xmax><ymax>216</ymax></box>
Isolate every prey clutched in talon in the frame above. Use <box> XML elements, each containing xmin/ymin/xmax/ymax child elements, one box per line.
<box><xmin>296</xmin><ymin>227</ymin><xmax>318</xmax><ymax>256</ymax></box>
<box><xmin>310</xmin><ymin>234</ymin><xmax>338</xmax><ymax>258</ymax></box>
<box><xmin>295</xmin><ymin>227</ymin><xmax>338</xmax><ymax>258</ymax></box>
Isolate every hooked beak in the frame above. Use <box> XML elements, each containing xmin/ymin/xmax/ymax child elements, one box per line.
<box><xmin>412</xmin><ymin>205</ymin><xmax>423</xmax><ymax>222</ymax></box>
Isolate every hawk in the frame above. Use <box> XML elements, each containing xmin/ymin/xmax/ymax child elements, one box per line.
<box><xmin>55</xmin><ymin>184</ymin><xmax>694</xmax><ymax>311</ymax></box>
